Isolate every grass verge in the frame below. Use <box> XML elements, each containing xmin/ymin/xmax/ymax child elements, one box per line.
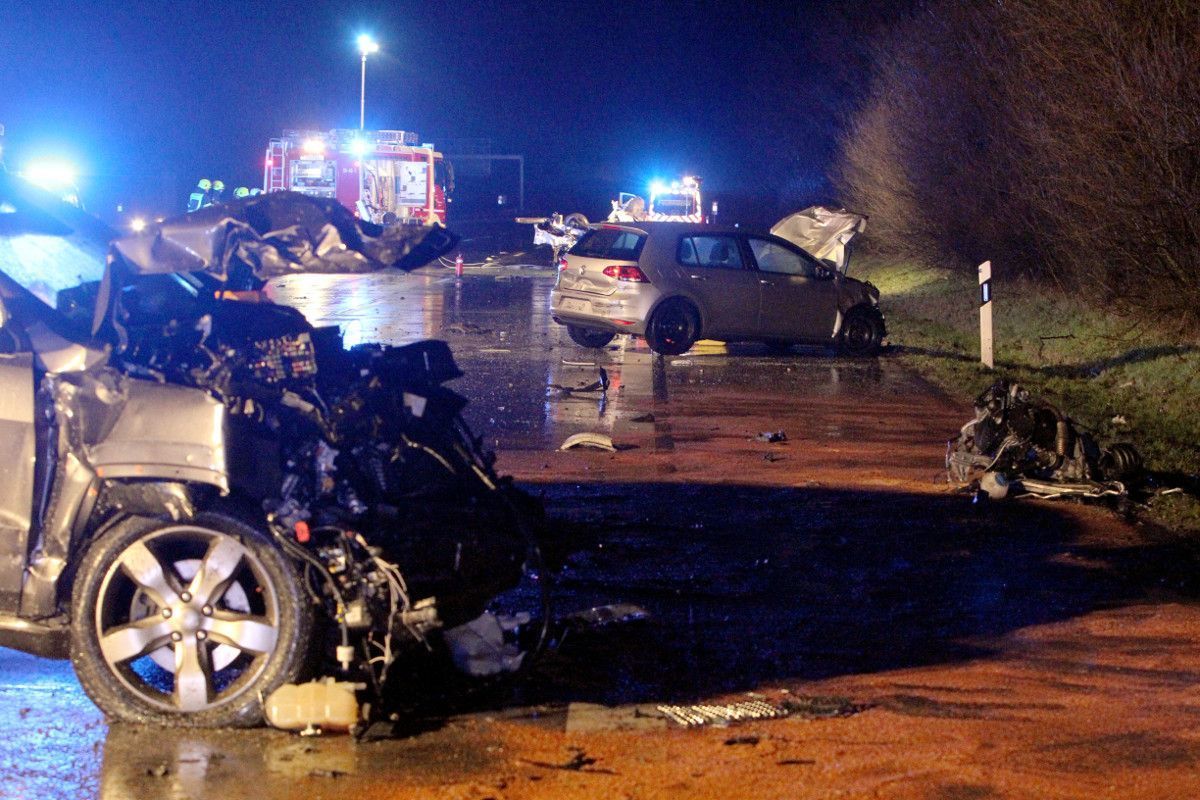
<box><xmin>856</xmin><ymin>257</ymin><xmax>1200</xmax><ymax>534</ymax></box>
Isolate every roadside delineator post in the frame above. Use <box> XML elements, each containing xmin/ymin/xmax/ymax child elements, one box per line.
<box><xmin>979</xmin><ymin>260</ymin><xmax>994</xmax><ymax>369</ymax></box>
<box><xmin>454</xmin><ymin>253</ymin><xmax>464</xmax><ymax>278</ymax></box>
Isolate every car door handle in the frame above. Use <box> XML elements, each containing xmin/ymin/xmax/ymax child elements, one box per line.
<box><xmin>689</xmin><ymin>274</ymin><xmax>708</xmax><ymax>281</ymax></box>
<box><xmin>759</xmin><ymin>279</ymin><xmax>773</xmax><ymax>285</ymax></box>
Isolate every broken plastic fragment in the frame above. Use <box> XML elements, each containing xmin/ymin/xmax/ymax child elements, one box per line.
<box><xmin>560</xmin><ymin>432</ymin><xmax>617</xmax><ymax>452</ymax></box>
<box><xmin>444</xmin><ymin>611</ymin><xmax>529</xmax><ymax>677</ymax></box>
<box><xmin>979</xmin><ymin>471</ymin><xmax>1010</xmax><ymax>500</ymax></box>
<box><xmin>560</xmin><ymin>603</ymin><xmax>649</xmax><ymax>628</ymax></box>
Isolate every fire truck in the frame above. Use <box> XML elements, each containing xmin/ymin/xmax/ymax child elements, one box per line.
<box><xmin>608</xmin><ymin>176</ymin><xmax>705</xmax><ymax>223</ymax></box>
<box><xmin>264</xmin><ymin>129</ymin><xmax>451</xmax><ymax>225</ymax></box>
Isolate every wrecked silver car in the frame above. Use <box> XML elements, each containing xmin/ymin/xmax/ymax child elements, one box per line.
<box><xmin>0</xmin><ymin>173</ymin><xmax>543</xmax><ymax>727</ymax></box>
<box><xmin>550</xmin><ymin>219</ymin><xmax>885</xmax><ymax>356</ymax></box>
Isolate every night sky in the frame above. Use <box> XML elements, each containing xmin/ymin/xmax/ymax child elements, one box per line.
<box><xmin>0</xmin><ymin>1</ymin><xmax>885</xmax><ymax>225</ymax></box>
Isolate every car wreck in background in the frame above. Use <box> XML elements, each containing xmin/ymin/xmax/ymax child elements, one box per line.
<box><xmin>519</xmin><ymin>177</ymin><xmax>710</xmax><ymax>264</ymax></box>
<box><xmin>0</xmin><ymin>173</ymin><xmax>546</xmax><ymax>728</ymax></box>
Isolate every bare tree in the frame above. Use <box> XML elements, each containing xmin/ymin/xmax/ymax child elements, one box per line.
<box><xmin>835</xmin><ymin>0</ymin><xmax>1200</xmax><ymax>329</ymax></box>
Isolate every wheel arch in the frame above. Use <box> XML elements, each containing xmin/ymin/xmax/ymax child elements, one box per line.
<box><xmin>55</xmin><ymin>483</ymin><xmax>262</xmax><ymax>615</ymax></box>
<box><xmin>834</xmin><ymin>301</ymin><xmax>885</xmax><ymax>337</ymax></box>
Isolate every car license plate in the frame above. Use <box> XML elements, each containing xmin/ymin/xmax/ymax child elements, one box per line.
<box><xmin>560</xmin><ymin>298</ymin><xmax>591</xmax><ymax>314</ymax></box>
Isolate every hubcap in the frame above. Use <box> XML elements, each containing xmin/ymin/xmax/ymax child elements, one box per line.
<box><xmin>94</xmin><ymin>526</ymin><xmax>280</xmax><ymax>714</ymax></box>
<box><xmin>655</xmin><ymin>307</ymin><xmax>692</xmax><ymax>347</ymax></box>
<box><xmin>844</xmin><ymin>315</ymin><xmax>875</xmax><ymax>352</ymax></box>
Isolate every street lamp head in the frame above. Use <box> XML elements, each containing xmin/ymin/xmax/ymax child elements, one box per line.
<box><xmin>357</xmin><ymin>34</ymin><xmax>379</xmax><ymax>56</ymax></box>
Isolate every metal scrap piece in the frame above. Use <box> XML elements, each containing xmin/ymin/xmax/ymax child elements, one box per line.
<box><xmin>656</xmin><ymin>700</ymin><xmax>791</xmax><ymax>728</ymax></box>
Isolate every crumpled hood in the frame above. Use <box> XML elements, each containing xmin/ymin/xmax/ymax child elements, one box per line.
<box><xmin>110</xmin><ymin>191</ymin><xmax>457</xmax><ymax>281</ymax></box>
<box><xmin>770</xmin><ymin>206</ymin><xmax>867</xmax><ymax>274</ymax></box>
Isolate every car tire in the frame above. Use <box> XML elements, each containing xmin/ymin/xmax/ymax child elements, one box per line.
<box><xmin>563</xmin><ymin>212</ymin><xmax>589</xmax><ymax>230</ymax></box>
<box><xmin>70</xmin><ymin>513</ymin><xmax>311</xmax><ymax>727</ymax></box>
<box><xmin>645</xmin><ymin>298</ymin><xmax>700</xmax><ymax>356</ymax></box>
<box><xmin>567</xmin><ymin>325</ymin><xmax>616</xmax><ymax>349</ymax></box>
<box><xmin>838</xmin><ymin>306</ymin><xmax>885</xmax><ymax>357</ymax></box>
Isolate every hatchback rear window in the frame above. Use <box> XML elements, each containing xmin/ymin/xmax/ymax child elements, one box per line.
<box><xmin>569</xmin><ymin>228</ymin><xmax>646</xmax><ymax>261</ymax></box>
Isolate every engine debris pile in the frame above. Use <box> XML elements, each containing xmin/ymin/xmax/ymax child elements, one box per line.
<box><xmin>947</xmin><ymin>380</ymin><xmax>1144</xmax><ymax>501</ymax></box>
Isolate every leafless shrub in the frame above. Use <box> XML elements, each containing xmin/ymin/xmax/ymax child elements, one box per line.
<box><xmin>836</xmin><ymin>0</ymin><xmax>1200</xmax><ymax>330</ymax></box>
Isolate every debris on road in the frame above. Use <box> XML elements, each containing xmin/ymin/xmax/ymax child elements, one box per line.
<box><xmin>308</xmin><ymin>769</ymin><xmax>349</xmax><ymax>779</ymax></box>
<box><xmin>560</xmin><ymin>603</ymin><xmax>649</xmax><ymax>628</ymax></box>
<box><xmin>443</xmin><ymin>321</ymin><xmax>492</xmax><ymax>335</ymax></box>
<box><xmin>549</xmin><ymin>367</ymin><xmax>609</xmax><ymax>395</ymax></box>
<box><xmin>947</xmin><ymin>380</ymin><xmax>1143</xmax><ymax>502</ymax></box>
<box><xmin>444</xmin><ymin>612</ymin><xmax>530</xmax><ymax>677</ymax></box>
<box><xmin>724</xmin><ymin>735</ymin><xmax>761</xmax><ymax>746</ymax></box>
<box><xmin>560</xmin><ymin>433</ymin><xmax>617</xmax><ymax>452</ymax></box>
<box><xmin>519</xmin><ymin>748</ymin><xmax>614</xmax><ymax>774</ymax></box>
<box><xmin>779</xmin><ymin>694</ymin><xmax>867</xmax><ymax>718</ymax></box>
<box><xmin>756</xmin><ymin>430</ymin><xmax>788</xmax><ymax>443</ymax></box>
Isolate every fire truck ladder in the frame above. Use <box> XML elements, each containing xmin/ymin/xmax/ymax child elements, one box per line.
<box><xmin>264</xmin><ymin>139</ymin><xmax>287</xmax><ymax>193</ymax></box>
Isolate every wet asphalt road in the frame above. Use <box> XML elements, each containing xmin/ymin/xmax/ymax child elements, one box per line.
<box><xmin>4</xmin><ymin>264</ymin><xmax>1200</xmax><ymax>799</ymax></box>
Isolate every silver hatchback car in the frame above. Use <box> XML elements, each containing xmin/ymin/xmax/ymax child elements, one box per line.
<box><xmin>550</xmin><ymin>222</ymin><xmax>885</xmax><ymax>356</ymax></box>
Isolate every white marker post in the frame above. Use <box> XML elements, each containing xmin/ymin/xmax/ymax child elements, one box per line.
<box><xmin>978</xmin><ymin>260</ymin><xmax>994</xmax><ymax>369</ymax></box>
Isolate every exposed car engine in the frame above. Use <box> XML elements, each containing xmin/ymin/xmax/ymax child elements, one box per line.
<box><xmin>105</xmin><ymin>273</ymin><xmax>538</xmax><ymax>695</ymax></box>
<box><xmin>947</xmin><ymin>379</ymin><xmax>1143</xmax><ymax>500</ymax></box>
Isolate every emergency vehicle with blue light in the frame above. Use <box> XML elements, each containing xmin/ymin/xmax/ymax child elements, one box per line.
<box><xmin>264</xmin><ymin>129</ymin><xmax>451</xmax><ymax>225</ymax></box>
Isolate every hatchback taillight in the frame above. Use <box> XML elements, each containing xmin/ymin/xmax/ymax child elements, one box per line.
<box><xmin>558</xmin><ymin>257</ymin><xmax>569</xmax><ymax>272</ymax></box>
<box><xmin>602</xmin><ymin>265</ymin><xmax>650</xmax><ymax>282</ymax></box>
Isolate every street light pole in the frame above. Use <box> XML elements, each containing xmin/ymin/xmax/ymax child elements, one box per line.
<box><xmin>357</xmin><ymin>35</ymin><xmax>379</xmax><ymax>131</ymax></box>
<box><xmin>360</xmin><ymin>52</ymin><xmax>367</xmax><ymax>130</ymax></box>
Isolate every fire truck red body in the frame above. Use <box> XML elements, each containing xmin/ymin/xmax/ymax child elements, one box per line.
<box><xmin>264</xmin><ymin>129</ymin><xmax>449</xmax><ymax>225</ymax></box>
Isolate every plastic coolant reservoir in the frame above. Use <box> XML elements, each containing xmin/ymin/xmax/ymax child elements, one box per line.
<box><xmin>265</xmin><ymin>679</ymin><xmax>361</xmax><ymax>733</ymax></box>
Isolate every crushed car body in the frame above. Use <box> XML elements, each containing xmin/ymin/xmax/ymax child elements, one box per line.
<box><xmin>0</xmin><ymin>172</ymin><xmax>547</xmax><ymax>729</ymax></box>
<box><xmin>947</xmin><ymin>379</ymin><xmax>1144</xmax><ymax>501</ymax></box>
<box><xmin>770</xmin><ymin>206</ymin><xmax>867</xmax><ymax>274</ymax></box>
